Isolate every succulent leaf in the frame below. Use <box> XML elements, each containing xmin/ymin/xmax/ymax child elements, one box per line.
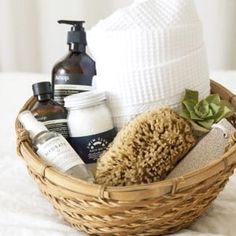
<box><xmin>205</xmin><ymin>94</ymin><xmax>221</xmax><ymax>105</ymax></box>
<box><xmin>197</xmin><ymin>119</ymin><xmax>215</xmax><ymax>129</ymax></box>
<box><xmin>215</xmin><ymin>105</ymin><xmax>233</xmax><ymax>122</ymax></box>
<box><xmin>184</xmin><ymin>89</ymin><xmax>199</xmax><ymax>103</ymax></box>
<box><xmin>183</xmin><ymin>100</ymin><xmax>203</xmax><ymax>120</ymax></box>
<box><xmin>209</xmin><ymin>103</ymin><xmax>221</xmax><ymax>114</ymax></box>
<box><xmin>194</xmin><ymin>100</ymin><xmax>209</xmax><ymax>118</ymax></box>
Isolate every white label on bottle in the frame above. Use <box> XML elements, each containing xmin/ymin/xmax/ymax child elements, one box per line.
<box><xmin>55</xmin><ymin>84</ymin><xmax>92</xmax><ymax>91</ymax></box>
<box><xmin>43</xmin><ymin>119</ymin><xmax>67</xmax><ymax>126</ymax></box>
<box><xmin>37</xmin><ymin>136</ymin><xmax>84</xmax><ymax>172</ymax></box>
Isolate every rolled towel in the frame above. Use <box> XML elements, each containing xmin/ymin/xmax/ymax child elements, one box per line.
<box><xmin>88</xmin><ymin>0</ymin><xmax>210</xmax><ymax>129</ymax></box>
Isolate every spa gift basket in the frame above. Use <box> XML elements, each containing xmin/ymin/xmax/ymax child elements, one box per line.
<box><xmin>15</xmin><ymin>0</ymin><xmax>236</xmax><ymax>235</ymax></box>
<box><xmin>15</xmin><ymin>80</ymin><xmax>236</xmax><ymax>236</ymax></box>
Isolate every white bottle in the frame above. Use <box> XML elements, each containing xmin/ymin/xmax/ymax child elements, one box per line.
<box><xmin>18</xmin><ymin>111</ymin><xmax>94</xmax><ymax>182</ymax></box>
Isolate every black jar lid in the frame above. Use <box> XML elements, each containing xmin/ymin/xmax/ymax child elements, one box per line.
<box><xmin>32</xmin><ymin>81</ymin><xmax>52</xmax><ymax>96</ymax></box>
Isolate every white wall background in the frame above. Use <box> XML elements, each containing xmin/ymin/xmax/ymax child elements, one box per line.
<box><xmin>0</xmin><ymin>0</ymin><xmax>235</xmax><ymax>73</ymax></box>
<box><xmin>194</xmin><ymin>0</ymin><xmax>236</xmax><ymax>71</ymax></box>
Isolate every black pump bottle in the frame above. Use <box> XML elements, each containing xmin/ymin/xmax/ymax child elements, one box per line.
<box><xmin>52</xmin><ymin>20</ymin><xmax>96</xmax><ymax>106</ymax></box>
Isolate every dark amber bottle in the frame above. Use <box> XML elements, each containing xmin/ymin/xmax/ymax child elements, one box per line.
<box><xmin>31</xmin><ymin>81</ymin><xmax>69</xmax><ymax>138</ymax></box>
<box><xmin>52</xmin><ymin>20</ymin><xmax>96</xmax><ymax>106</ymax></box>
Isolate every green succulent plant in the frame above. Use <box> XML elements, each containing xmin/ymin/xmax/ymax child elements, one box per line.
<box><xmin>180</xmin><ymin>89</ymin><xmax>234</xmax><ymax>132</ymax></box>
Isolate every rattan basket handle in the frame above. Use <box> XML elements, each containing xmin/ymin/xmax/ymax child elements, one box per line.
<box><xmin>211</xmin><ymin>80</ymin><xmax>236</xmax><ymax>106</ymax></box>
<box><xmin>16</xmin><ymin>129</ymin><xmax>30</xmax><ymax>156</ymax></box>
<box><xmin>226</xmin><ymin>132</ymin><xmax>236</xmax><ymax>152</ymax></box>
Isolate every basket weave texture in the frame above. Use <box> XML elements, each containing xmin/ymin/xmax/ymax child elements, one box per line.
<box><xmin>15</xmin><ymin>81</ymin><xmax>236</xmax><ymax>236</ymax></box>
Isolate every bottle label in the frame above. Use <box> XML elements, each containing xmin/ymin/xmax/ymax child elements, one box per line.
<box><xmin>54</xmin><ymin>74</ymin><xmax>93</xmax><ymax>105</ymax></box>
<box><xmin>35</xmin><ymin>113</ymin><xmax>69</xmax><ymax>138</ymax></box>
<box><xmin>37</xmin><ymin>136</ymin><xmax>84</xmax><ymax>172</ymax></box>
<box><xmin>69</xmin><ymin>128</ymin><xmax>117</xmax><ymax>164</ymax></box>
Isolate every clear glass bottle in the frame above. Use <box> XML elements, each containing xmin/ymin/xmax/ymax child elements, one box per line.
<box><xmin>18</xmin><ymin>111</ymin><xmax>94</xmax><ymax>182</ymax></box>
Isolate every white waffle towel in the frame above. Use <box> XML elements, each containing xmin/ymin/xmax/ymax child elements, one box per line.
<box><xmin>88</xmin><ymin>0</ymin><xmax>210</xmax><ymax>129</ymax></box>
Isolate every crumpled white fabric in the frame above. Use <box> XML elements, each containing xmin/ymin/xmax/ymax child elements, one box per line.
<box><xmin>88</xmin><ymin>0</ymin><xmax>210</xmax><ymax>129</ymax></box>
<box><xmin>0</xmin><ymin>73</ymin><xmax>235</xmax><ymax>235</ymax></box>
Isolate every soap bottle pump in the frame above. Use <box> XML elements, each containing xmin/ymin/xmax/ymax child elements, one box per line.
<box><xmin>52</xmin><ymin>20</ymin><xmax>96</xmax><ymax>106</ymax></box>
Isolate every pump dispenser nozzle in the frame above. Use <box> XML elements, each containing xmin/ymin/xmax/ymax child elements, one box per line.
<box><xmin>58</xmin><ymin>20</ymin><xmax>87</xmax><ymax>46</ymax></box>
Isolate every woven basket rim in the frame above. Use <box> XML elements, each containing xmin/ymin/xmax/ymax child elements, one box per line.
<box><xmin>15</xmin><ymin>80</ymin><xmax>236</xmax><ymax>201</ymax></box>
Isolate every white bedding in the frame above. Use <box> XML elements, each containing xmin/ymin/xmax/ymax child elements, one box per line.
<box><xmin>0</xmin><ymin>72</ymin><xmax>236</xmax><ymax>236</ymax></box>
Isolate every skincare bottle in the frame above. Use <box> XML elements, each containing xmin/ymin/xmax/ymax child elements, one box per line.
<box><xmin>31</xmin><ymin>81</ymin><xmax>69</xmax><ymax>138</ymax></box>
<box><xmin>52</xmin><ymin>20</ymin><xmax>96</xmax><ymax>106</ymax></box>
<box><xmin>18</xmin><ymin>111</ymin><xmax>94</xmax><ymax>182</ymax></box>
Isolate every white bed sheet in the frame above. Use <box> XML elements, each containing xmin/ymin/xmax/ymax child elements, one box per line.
<box><xmin>0</xmin><ymin>72</ymin><xmax>236</xmax><ymax>236</ymax></box>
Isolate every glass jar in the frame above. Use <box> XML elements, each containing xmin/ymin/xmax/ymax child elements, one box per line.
<box><xmin>64</xmin><ymin>91</ymin><xmax>117</xmax><ymax>169</ymax></box>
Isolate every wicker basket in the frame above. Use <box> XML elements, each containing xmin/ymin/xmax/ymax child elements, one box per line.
<box><xmin>16</xmin><ymin>80</ymin><xmax>236</xmax><ymax>236</ymax></box>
